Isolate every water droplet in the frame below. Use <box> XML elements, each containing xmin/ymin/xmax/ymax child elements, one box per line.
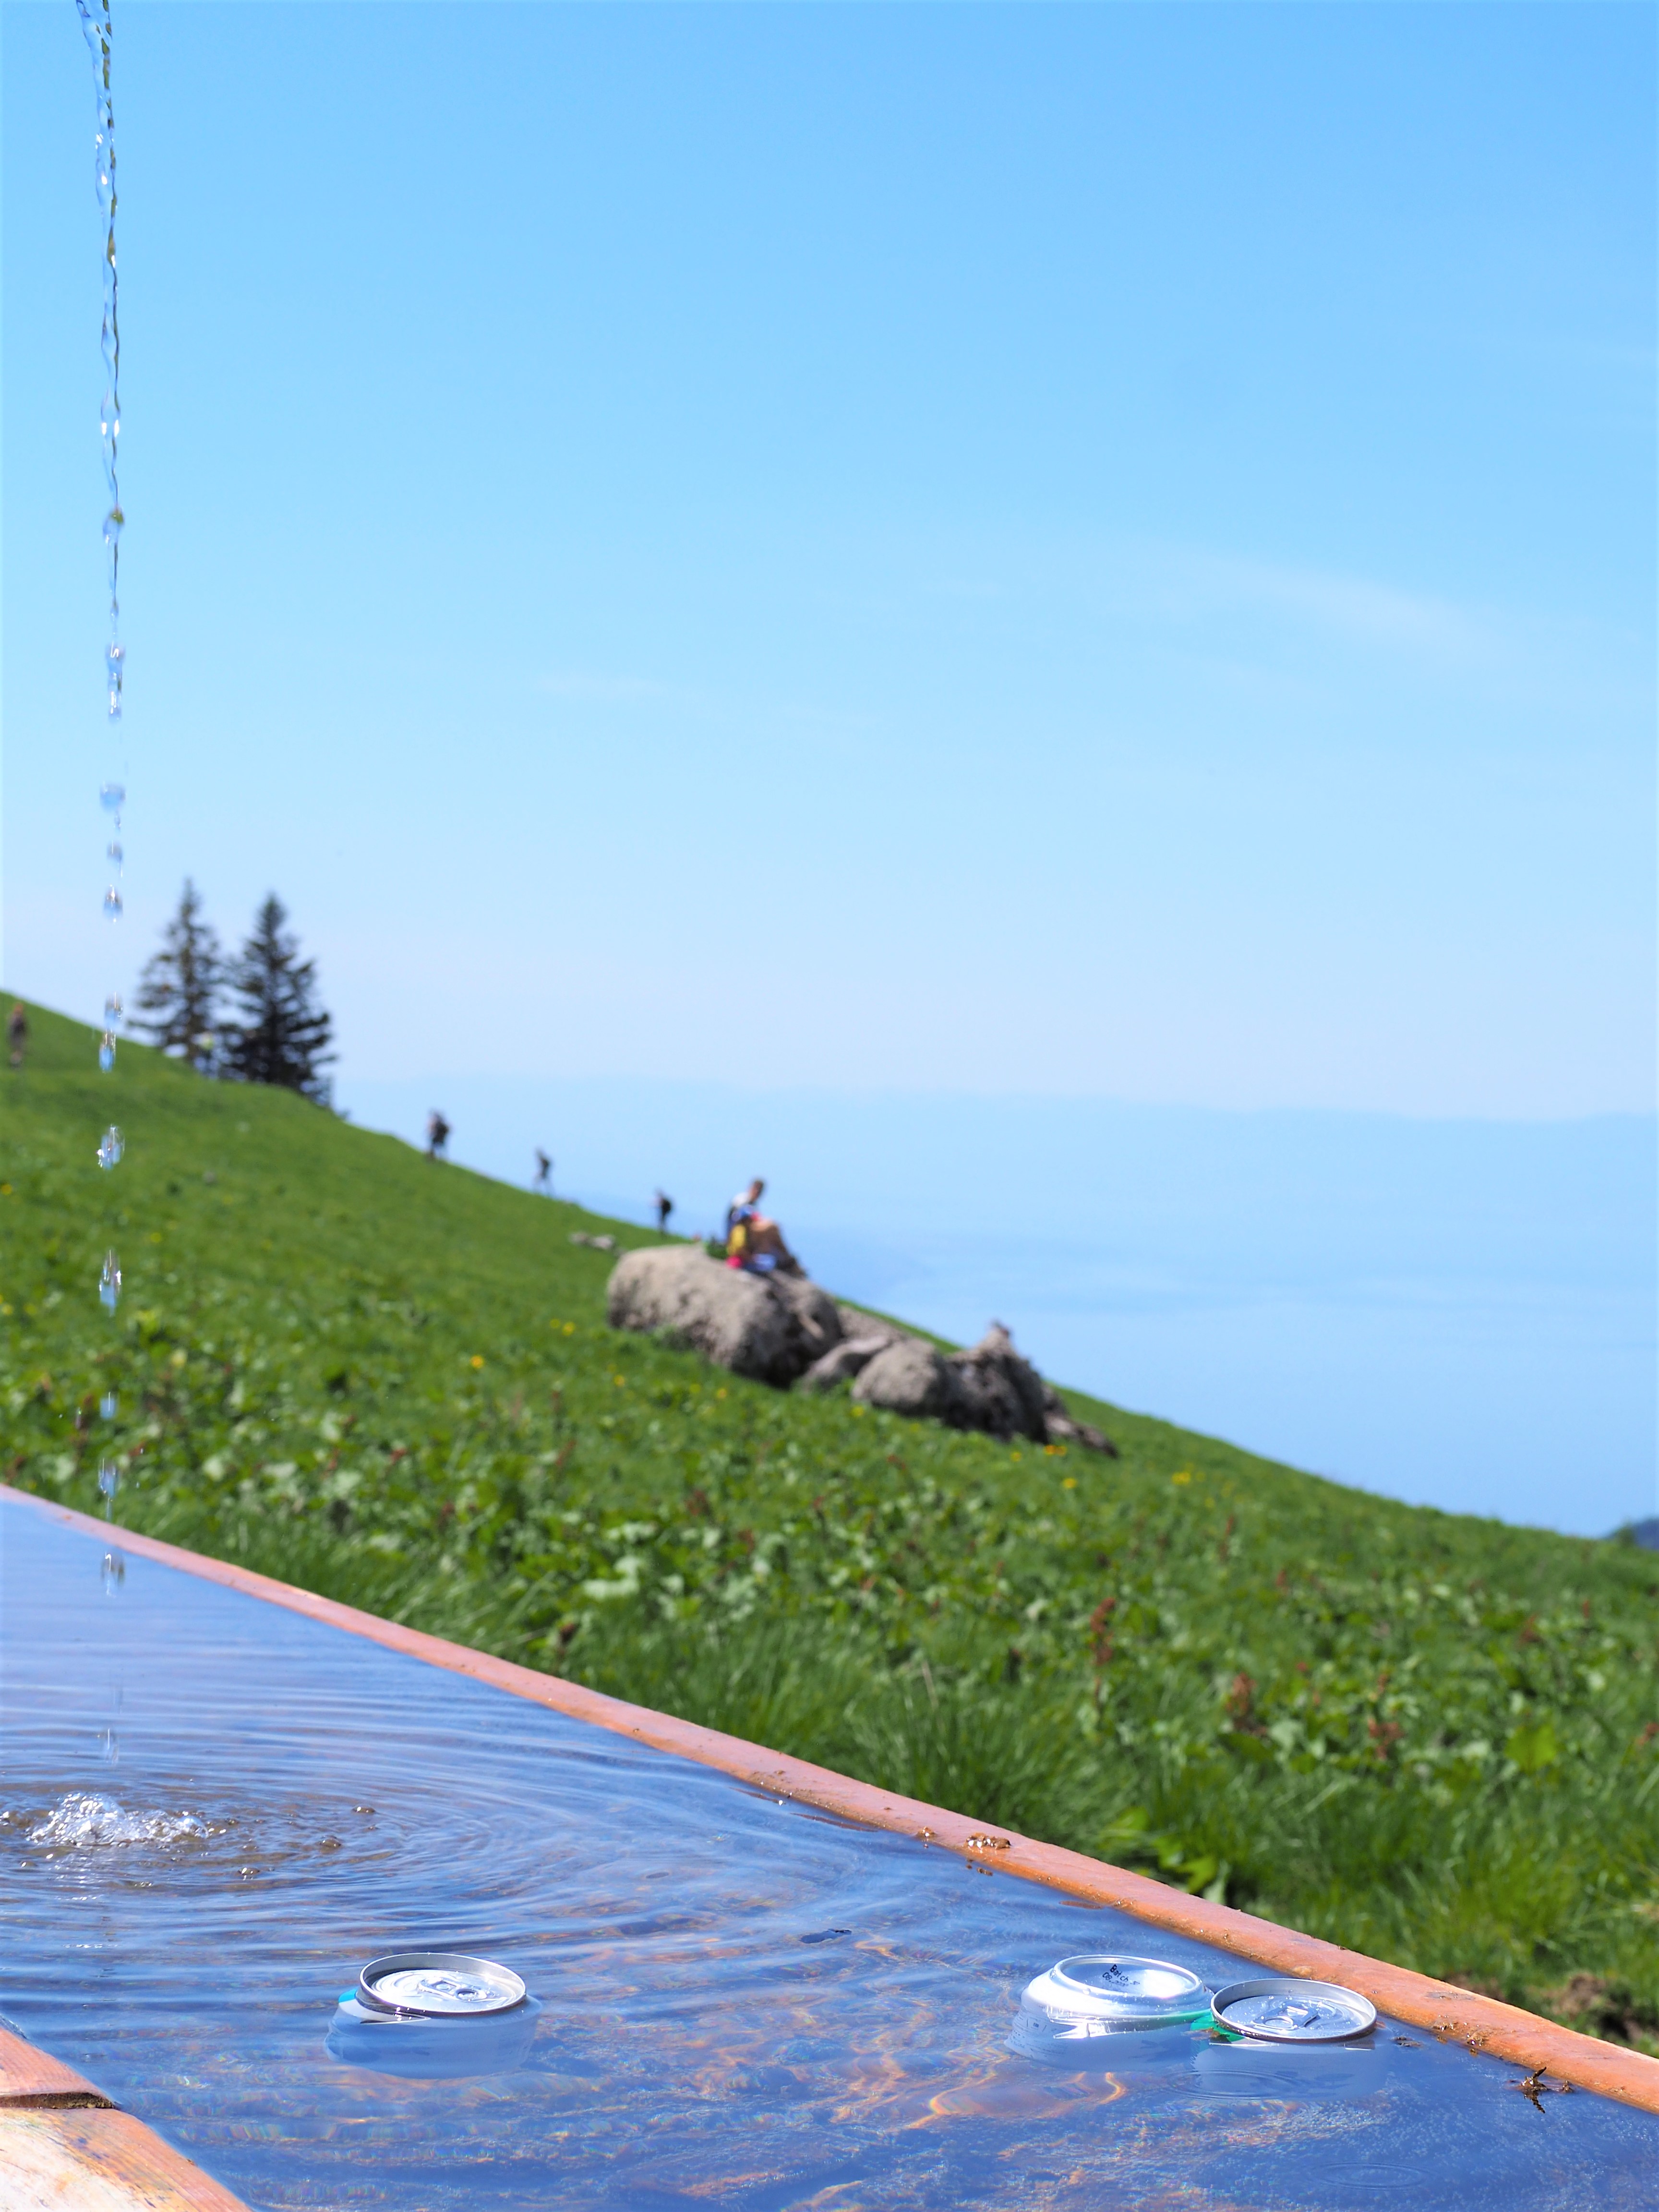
<box><xmin>97</xmin><ymin>1726</ymin><xmax>120</xmax><ymax>1761</ymax></box>
<box><xmin>98</xmin><ymin>1459</ymin><xmax>120</xmax><ymax>1500</ymax></box>
<box><xmin>96</xmin><ymin>1125</ymin><xmax>124</xmax><ymax>1171</ymax></box>
<box><xmin>105</xmin><ymin>641</ymin><xmax>124</xmax><ymax>683</ymax></box>
<box><xmin>102</xmin><ymin>887</ymin><xmax>123</xmax><ymax>922</ymax></box>
<box><xmin>99</xmin><ymin>1250</ymin><xmax>121</xmax><ymax>1313</ymax></box>
<box><xmin>100</xmin><ymin>782</ymin><xmax>125</xmax><ymax>814</ymax></box>
<box><xmin>105</xmin><ymin>994</ymin><xmax>123</xmax><ymax>1025</ymax></box>
<box><xmin>103</xmin><ymin>506</ymin><xmax>123</xmax><ymax>548</ymax></box>
<box><xmin>107</xmin><ymin>841</ymin><xmax>122</xmax><ymax>865</ymax></box>
<box><xmin>98</xmin><ymin>1032</ymin><xmax>117</xmax><ymax>1073</ymax></box>
<box><xmin>100</xmin><ymin>1391</ymin><xmax>118</xmax><ymax>1420</ymax></box>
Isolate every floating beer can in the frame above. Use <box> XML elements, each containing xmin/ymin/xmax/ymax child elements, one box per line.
<box><xmin>1208</xmin><ymin>1977</ymin><xmax>1376</xmax><ymax>2042</ymax></box>
<box><xmin>1193</xmin><ymin>1976</ymin><xmax>1384</xmax><ymax>2098</ymax></box>
<box><xmin>327</xmin><ymin>1952</ymin><xmax>539</xmax><ymax>2079</ymax></box>
<box><xmin>1011</xmin><ymin>1954</ymin><xmax>1211</xmax><ymax>2072</ymax></box>
<box><xmin>356</xmin><ymin>1951</ymin><xmax>527</xmax><ymax>2016</ymax></box>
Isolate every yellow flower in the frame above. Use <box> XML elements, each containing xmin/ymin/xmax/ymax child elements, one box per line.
<box><xmin>470</xmin><ymin>1355</ymin><xmax>484</xmax><ymax>1370</ymax></box>
<box><xmin>1172</xmin><ymin>1468</ymin><xmax>1192</xmax><ymax>1487</ymax></box>
<box><xmin>1062</xmin><ymin>1476</ymin><xmax>1078</xmax><ymax>1490</ymax></box>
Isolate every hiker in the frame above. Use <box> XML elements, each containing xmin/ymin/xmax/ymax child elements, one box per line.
<box><xmin>6</xmin><ymin>1003</ymin><xmax>26</xmax><ymax>1070</ymax></box>
<box><xmin>725</xmin><ymin>1178</ymin><xmax>763</xmax><ymax>1243</ymax></box>
<box><xmin>534</xmin><ymin>1148</ymin><xmax>552</xmax><ymax>1193</ymax></box>
<box><xmin>426</xmin><ymin>1110</ymin><xmax>451</xmax><ymax>1161</ymax></box>
<box><xmin>724</xmin><ymin>1177</ymin><xmax>799</xmax><ymax>1275</ymax></box>
<box><xmin>654</xmin><ymin>1189</ymin><xmax>673</xmax><ymax>1234</ymax></box>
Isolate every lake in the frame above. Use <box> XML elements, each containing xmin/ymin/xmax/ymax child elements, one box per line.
<box><xmin>336</xmin><ymin>1078</ymin><xmax>1655</xmax><ymax>1541</ymax></box>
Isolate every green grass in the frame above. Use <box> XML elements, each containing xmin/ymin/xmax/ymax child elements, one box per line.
<box><xmin>4</xmin><ymin>1000</ymin><xmax>1658</xmax><ymax>2048</ymax></box>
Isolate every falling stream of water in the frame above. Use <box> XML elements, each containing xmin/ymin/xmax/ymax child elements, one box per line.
<box><xmin>75</xmin><ymin>0</ymin><xmax>127</xmax><ymax>1759</ymax></box>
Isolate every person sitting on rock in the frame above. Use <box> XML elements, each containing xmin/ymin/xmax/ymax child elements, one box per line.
<box><xmin>724</xmin><ymin>1178</ymin><xmax>800</xmax><ymax>1275</ymax></box>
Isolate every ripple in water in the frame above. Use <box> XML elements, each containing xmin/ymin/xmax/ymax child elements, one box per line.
<box><xmin>6</xmin><ymin>1502</ymin><xmax>1658</xmax><ymax>2212</ymax></box>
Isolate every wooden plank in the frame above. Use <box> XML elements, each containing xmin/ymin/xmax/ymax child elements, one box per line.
<box><xmin>0</xmin><ymin>2110</ymin><xmax>248</xmax><ymax>2212</ymax></box>
<box><xmin>11</xmin><ymin>1483</ymin><xmax>1659</xmax><ymax>2116</ymax></box>
<box><xmin>0</xmin><ymin>2023</ymin><xmax>105</xmax><ymax>2107</ymax></box>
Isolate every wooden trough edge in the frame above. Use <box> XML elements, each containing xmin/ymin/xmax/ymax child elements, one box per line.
<box><xmin>0</xmin><ymin>2024</ymin><xmax>250</xmax><ymax>2209</ymax></box>
<box><xmin>13</xmin><ymin>1484</ymin><xmax>1659</xmax><ymax>2120</ymax></box>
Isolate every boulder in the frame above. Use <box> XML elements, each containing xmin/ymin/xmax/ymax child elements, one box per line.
<box><xmin>608</xmin><ymin>1251</ymin><xmax>1117</xmax><ymax>1451</ymax></box>
<box><xmin>1041</xmin><ymin>1385</ymin><xmax>1118</xmax><ymax>1455</ymax></box>
<box><xmin>947</xmin><ymin>1322</ymin><xmax>1049</xmax><ymax>1443</ymax></box>
<box><xmin>796</xmin><ymin>1335</ymin><xmax>894</xmax><ymax>1394</ymax></box>
<box><xmin>852</xmin><ymin>1337</ymin><xmax>960</xmax><ymax>1422</ymax></box>
<box><xmin>834</xmin><ymin>1306</ymin><xmax>909</xmax><ymax>1352</ymax></box>
<box><xmin>606</xmin><ymin>1244</ymin><xmax>841</xmax><ymax>1388</ymax></box>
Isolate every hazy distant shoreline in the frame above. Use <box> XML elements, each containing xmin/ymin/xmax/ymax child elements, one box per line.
<box><xmin>335</xmin><ymin>1077</ymin><xmax>1656</xmax><ymax>1541</ymax></box>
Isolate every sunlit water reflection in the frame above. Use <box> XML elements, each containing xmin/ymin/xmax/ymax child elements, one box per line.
<box><xmin>1</xmin><ymin>1494</ymin><xmax>1654</xmax><ymax>2210</ymax></box>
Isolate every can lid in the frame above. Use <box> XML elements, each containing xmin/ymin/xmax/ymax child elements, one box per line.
<box><xmin>357</xmin><ymin>1952</ymin><xmax>526</xmax><ymax>2018</ymax></box>
<box><xmin>1022</xmin><ymin>1954</ymin><xmax>1211</xmax><ymax>2029</ymax></box>
<box><xmin>1209</xmin><ymin>1978</ymin><xmax>1377</xmax><ymax>2043</ymax></box>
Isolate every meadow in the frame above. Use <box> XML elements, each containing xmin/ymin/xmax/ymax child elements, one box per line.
<box><xmin>3</xmin><ymin>1002</ymin><xmax>1656</xmax><ymax>2049</ymax></box>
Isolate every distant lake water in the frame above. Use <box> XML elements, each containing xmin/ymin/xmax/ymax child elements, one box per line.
<box><xmin>337</xmin><ymin>1078</ymin><xmax>1656</xmax><ymax>1542</ymax></box>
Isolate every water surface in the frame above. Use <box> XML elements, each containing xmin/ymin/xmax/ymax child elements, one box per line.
<box><xmin>3</xmin><ymin>1492</ymin><xmax>1654</xmax><ymax>2210</ymax></box>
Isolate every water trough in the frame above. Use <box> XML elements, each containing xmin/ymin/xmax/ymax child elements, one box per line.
<box><xmin>3</xmin><ymin>1483</ymin><xmax>1656</xmax><ymax>2210</ymax></box>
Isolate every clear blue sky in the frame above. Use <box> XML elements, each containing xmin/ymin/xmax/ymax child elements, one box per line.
<box><xmin>3</xmin><ymin>0</ymin><xmax>1654</xmax><ymax>1115</ymax></box>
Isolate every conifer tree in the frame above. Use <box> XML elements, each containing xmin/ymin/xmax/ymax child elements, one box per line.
<box><xmin>224</xmin><ymin>895</ymin><xmax>334</xmax><ymax>1099</ymax></box>
<box><xmin>133</xmin><ymin>879</ymin><xmax>223</xmax><ymax>1064</ymax></box>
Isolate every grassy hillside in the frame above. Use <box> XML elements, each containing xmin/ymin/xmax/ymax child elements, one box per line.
<box><xmin>3</xmin><ymin>1001</ymin><xmax>1657</xmax><ymax>2048</ymax></box>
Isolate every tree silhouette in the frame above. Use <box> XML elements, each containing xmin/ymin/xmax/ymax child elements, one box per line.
<box><xmin>225</xmin><ymin>895</ymin><xmax>334</xmax><ymax>1099</ymax></box>
<box><xmin>133</xmin><ymin>879</ymin><xmax>223</xmax><ymax>1064</ymax></box>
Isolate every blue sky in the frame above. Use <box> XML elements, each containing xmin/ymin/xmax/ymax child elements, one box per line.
<box><xmin>4</xmin><ymin>0</ymin><xmax>1652</xmax><ymax>1115</ymax></box>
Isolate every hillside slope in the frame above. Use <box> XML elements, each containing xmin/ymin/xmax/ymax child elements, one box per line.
<box><xmin>3</xmin><ymin>1001</ymin><xmax>1656</xmax><ymax>2045</ymax></box>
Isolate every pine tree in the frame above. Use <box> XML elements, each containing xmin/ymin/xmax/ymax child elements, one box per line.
<box><xmin>224</xmin><ymin>895</ymin><xmax>335</xmax><ymax>1099</ymax></box>
<box><xmin>133</xmin><ymin>879</ymin><xmax>224</xmax><ymax>1064</ymax></box>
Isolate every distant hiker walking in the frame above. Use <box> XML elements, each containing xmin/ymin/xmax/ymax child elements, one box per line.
<box><xmin>654</xmin><ymin>1189</ymin><xmax>673</xmax><ymax>1234</ymax></box>
<box><xmin>6</xmin><ymin>1003</ymin><xmax>26</xmax><ymax>1070</ymax></box>
<box><xmin>426</xmin><ymin>1110</ymin><xmax>451</xmax><ymax>1161</ymax></box>
<box><xmin>534</xmin><ymin>1149</ymin><xmax>553</xmax><ymax>1193</ymax></box>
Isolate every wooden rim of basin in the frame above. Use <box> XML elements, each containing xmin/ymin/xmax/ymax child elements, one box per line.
<box><xmin>0</xmin><ymin>2027</ymin><xmax>251</xmax><ymax>2210</ymax></box>
<box><xmin>11</xmin><ymin>1483</ymin><xmax>1659</xmax><ymax>2119</ymax></box>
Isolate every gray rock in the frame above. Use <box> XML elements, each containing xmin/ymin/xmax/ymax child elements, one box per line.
<box><xmin>606</xmin><ymin>1244</ymin><xmax>841</xmax><ymax>1388</ymax></box>
<box><xmin>947</xmin><ymin>1322</ymin><xmax>1049</xmax><ymax>1442</ymax></box>
<box><xmin>1041</xmin><ymin>1382</ymin><xmax>1118</xmax><ymax>1456</ymax></box>
<box><xmin>610</xmin><ymin>1255</ymin><xmax>1116</xmax><ymax>1449</ymax></box>
<box><xmin>796</xmin><ymin>1335</ymin><xmax>892</xmax><ymax>1394</ymax></box>
<box><xmin>834</xmin><ymin>1306</ymin><xmax>908</xmax><ymax>1352</ymax></box>
<box><xmin>852</xmin><ymin>1337</ymin><xmax>960</xmax><ymax>1422</ymax></box>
